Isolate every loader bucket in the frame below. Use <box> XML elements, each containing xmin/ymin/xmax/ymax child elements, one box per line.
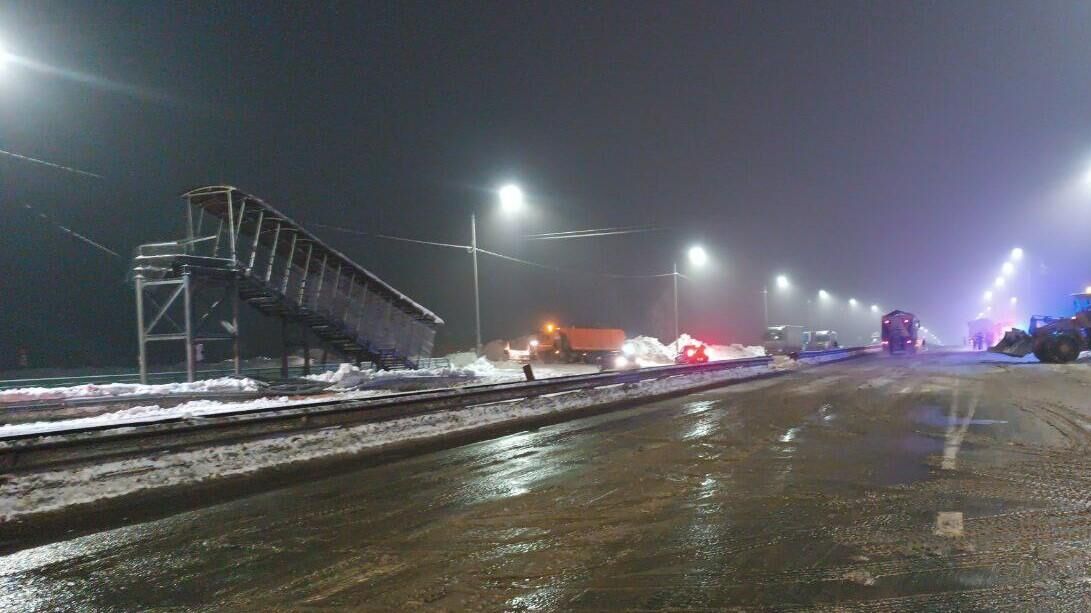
<box><xmin>990</xmin><ymin>328</ymin><xmax>1035</xmax><ymax>357</ymax></box>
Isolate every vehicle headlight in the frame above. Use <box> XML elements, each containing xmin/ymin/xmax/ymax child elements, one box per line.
<box><xmin>622</xmin><ymin>342</ymin><xmax>636</xmax><ymax>356</ymax></box>
<box><xmin>614</xmin><ymin>355</ymin><xmax>629</xmax><ymax>368</ymax></box>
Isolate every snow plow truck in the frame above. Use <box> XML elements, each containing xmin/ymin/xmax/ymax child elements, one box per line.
<box><xmin>882</xmin><ymin>310</ymin><xmax>920</xmax><ymax>354</ymax></box>
<box><xmin>534</xmin><ymin>324</ymin><xmax>628</xmax><ymax>365</ymax></box>
<box><xmin>991</xmin><ymin>293</ymin><xmax>1091</xmax><ymax>363</ymax></box>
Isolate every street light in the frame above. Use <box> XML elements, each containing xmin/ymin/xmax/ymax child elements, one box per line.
<box><xmin>1001</xmin><ymin>261</ymin><xmax>1015</xmax><ymax>276</ymax></box>
<box><xmin>983</xmin><ymin>290</ymin><xmax>993</xmax><ymax>301</ymax></box>
<box><xmin>471</xmin><ymin>184</ymin><xmax>525</xmax><ymax>355</ymax></box>
<box><xmin>673</xmin><ymin>245</ymin><xmax>709</xmax><ymax>342</ymax></box>
<box><xmin>687</xmin><ymin>245</ymin><xmax>708</xmax><ymax>267</ymax></box>
<box><xmin>818</xmin><ymin>289</ymin><xmax>829</xmax><ymax>300</ymax></box>
<box><xmin>994</xmin><ymin>276</ymin><xmax>1005</xmax><ymax>288</ymax></box>
<box><xmin>1010</xmin><ymin>296</ymin><xmax>1018</xmax><ymax>305</ymax></box>
<box><xmin>849</xmin><ymin>298</ymin><xmax>858</xmax><ymax>307</ymax></box>
<box><xmin>763</xmin><ymin>274</ymin><xmax>791</xmax><ymax>328</ymax></box>
<box><xmin>1011</xmin><ymin>247</ymin><xmax>1024</xmax><ymax>261</ymax></box>
<box><xmin>870</xmin><ymin>304</ymin><xmax>879</xmax><ymax>313</ymax></box>
<box><xmin>498</xmin><ymin>184</ymin><xmax>525</xmax><ymax>214</ymax></box>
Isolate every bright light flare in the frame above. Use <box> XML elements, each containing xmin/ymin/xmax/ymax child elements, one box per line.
<box><xmin>1001</xmin><ymin>261</ymin><xmax>1015</xmax><ymax>276</ymax></box>
<box><xmin>687</xmin><ymin>245</ymin><xmax>708</xmax><ymax>267</ymax></box>
<box><xmin>498</xmin><ymin>184</ymin><xmax>524</xmax><ymax>213</ymax></box>
<box><xmin>1010</xmin><ymin>296</ymin><xmax>1018</xmax><ymax>305</ymax></box>
<box><xmin>1010</xmin><ymin>247</ymin><xmax>1024</xmax><ymax>261</ymax></box>
<box><xmin>775</xmin><ymin>274</ymin><xmax>790</xmax><ymax>290</ymax></box>
<box><xmin>994</xmin><ymin>276</ymin><xmax>1005</xmax><ymax>288</ymax></box>
<box><xmin>1086</xmin><ymin>285</ymin><xmax>1091</xmax><ymax>295</ymax></box>
<box><xmin>818</xmin><ymin>289</ymin><xmax>830</xmax><ymax>300</ymax></box>
<box><xmin>870</xmin><ymin>304</ymin><xmax>879</xmax><ymax>313</ymax></box>
<box><xmin>983</xmin><ymin>290</ymin><xmax>993</xmax><ymax>301</ymax></box>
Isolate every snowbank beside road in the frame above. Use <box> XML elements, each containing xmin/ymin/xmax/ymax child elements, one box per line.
<box><xmin>305</xmin><ymin>359</ymin><xmax>500</xmax><ymax>388</ymax></box>
<box><xmin>0</xmin><ymin>391</ymin><xmax>384</xmax><ymax>438</ymax></box>
<box><xmin>626</xmin><ymin>334</ymin><xmax>765</xmax><ymax>365</ymax></box>
<box><xmin>0</xmin><ymin>377</ymin><xmax>263</xmax><ymax>404</ymax></box>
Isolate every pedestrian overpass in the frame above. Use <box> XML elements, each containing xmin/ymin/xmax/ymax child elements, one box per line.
<box><xmin>132</xmin><ymin>185</ymin><xmax>443</xmax><ymax>381</ymax></box>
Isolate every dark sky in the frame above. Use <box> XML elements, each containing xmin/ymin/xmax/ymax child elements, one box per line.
<box><xmin>3</xmin><ymin>0</ymin><xmax>1091</xmax><ymax>368</ymax></box>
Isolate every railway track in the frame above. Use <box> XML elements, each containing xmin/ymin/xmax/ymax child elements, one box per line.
<box><xmin>0</xmin><ymin>348</ymin><xmax>876</xmax><ymax>475</ymax></box>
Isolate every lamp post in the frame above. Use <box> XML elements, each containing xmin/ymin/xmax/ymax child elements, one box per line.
<box><xmin>764</xmin><ymin>274</ymin><xmax>790</xmax><ymax>328</ymax></box>
<box><xmin>673</xmin><ymin>245</ymin><xmax>708</xmax><ymax>342</ymax></box>
<box><xmin>472</xmin><ymin>184</ymin><xmax>525</xmax><ymax>356</ymax></box>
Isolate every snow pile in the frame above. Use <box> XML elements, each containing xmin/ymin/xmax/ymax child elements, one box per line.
<box><xmin>304</xmin><ymin>358</ymin><xmax>502</xmax><ymax>389</ymax></box>
<box><xmin>0</xmin><ymin>377</ymin><xmax>263</xmax><ymax>404</ymax></box>
<box><xmin>626</xmin><ymin>334</ymin><xmax>765</xmax><ymax>365</ymax></box>
<box><xmin>0</xmin><ymin>391</ymin><xmax>384</xmax><ymax>438</ymax></box>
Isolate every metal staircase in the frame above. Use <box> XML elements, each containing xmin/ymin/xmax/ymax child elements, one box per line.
<box><xmin>133</xmin><ymin>186</ymin><xmax>443</xmax><ymax>382</ymax></box>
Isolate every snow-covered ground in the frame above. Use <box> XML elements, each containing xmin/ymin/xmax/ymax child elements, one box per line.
<box><xmin>0</xmin><ymin>377</ymin><xmax>263</xmax><ymax>404</ymax></box>
<box><xmin>0</xmin><ymin>362</ymin><xmax>772</xmax><ymax>521</ymax></box>
<box><xmin>0</xmin><ymin>390</ymin><xmax>384</xmax><ymax>438</ymax></box>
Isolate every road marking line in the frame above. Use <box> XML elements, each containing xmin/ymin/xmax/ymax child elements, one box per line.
<box><xmin>941</xmin><ymin>382</ymin><xmax>980</xmax><ymax>470</ymax></box>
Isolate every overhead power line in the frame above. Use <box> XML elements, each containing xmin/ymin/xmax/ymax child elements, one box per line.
<box><xmin>310</xmin><ymin>221</ymin><xmax>679</xmax><ymax>280</ymax></box>
<box><xmin>0</xmin><ymin>148</ymin><xmax>104</xmax><ymax>179</ymax></box>
<box><xmin>21</xmin><ymin>203</ymin><xmax>122</xmax><ymax>259</ymax></box>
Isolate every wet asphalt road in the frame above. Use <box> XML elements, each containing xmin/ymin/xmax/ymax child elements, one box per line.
<box><xmin>5</xmin><ymin>350</ymin><xmax>1091</xmax><ymax>611</ymax></box>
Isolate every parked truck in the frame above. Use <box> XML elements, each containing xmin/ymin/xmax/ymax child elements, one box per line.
<box><xmin>804</xmin><ymin>330</ymin><xmax>840</xmax><ymax>351</ymax></box>
<box><xmin>534</xmin><ymin>324</ymin><xmax>628</xmax><ymax>365</ymax></box>
<box><xmin>762</xmin><ymin>325</ymin><xmax>804</xmax><ymax>355</ymax></box>
<box><xmin>991</xmin><ymin>292</ymin><xmax>1091</xmax><ymax>363</ymax></box>
<box><xmin>881</xmin><ymin>310</ymin><xmax>920</xmax><ymax>354</ymax></box>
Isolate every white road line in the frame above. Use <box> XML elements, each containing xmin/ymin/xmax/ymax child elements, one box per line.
<box><xmin>941</xmin><ymin>381</ymin><xmax>980</xmax><ymax>470</ymax></box>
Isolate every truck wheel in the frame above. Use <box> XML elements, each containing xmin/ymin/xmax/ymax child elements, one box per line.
<box><xmin>1033</xmin><ymin>337</ymin><xmax>1057</xmax><ymax>363</ymax></box>
<box><xmin>1053</xmin><ymin>335</ymin><xmax>1081</xmax><ymax>363</ymax></box>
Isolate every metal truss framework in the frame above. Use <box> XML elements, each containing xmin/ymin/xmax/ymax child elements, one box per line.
<box><xmin>133</xmin><ymin>186</ymin><xmax>443</xmax><ymax>383</ymax></box>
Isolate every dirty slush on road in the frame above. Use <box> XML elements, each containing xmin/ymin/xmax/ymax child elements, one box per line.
<box><xmin>4</xmin><ymin>351</ymin><xmax>1091</xmax><ymax>610</ymax></box>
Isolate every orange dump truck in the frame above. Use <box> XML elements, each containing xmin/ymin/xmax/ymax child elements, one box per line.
<box><xmin>535</xmin><ymin>325</ymin><xmax>627</xmax><ymax>364</ymax></box>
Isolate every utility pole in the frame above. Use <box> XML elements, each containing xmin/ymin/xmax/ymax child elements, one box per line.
<box><xmin>673</xmin><ymin>261</ymin><xmax>679</xmax><ymax>344</ymax></box>
<box><xmin>471</xmin><ymin>213</ymin><xmax>482</xmax><ymax>356</ymax></box>
<box><xmin>763</xmin><ymin>285</ymin><xmax>769</xmax><ymax>328</ymax></box>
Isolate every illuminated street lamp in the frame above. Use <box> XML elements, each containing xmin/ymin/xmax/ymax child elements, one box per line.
<box><xmin>1010</xmin><ymin>247</ymin><xmax>1024</xmax><ymax>261</ymax></box>
<box><xmin>763</xmin><ymin>274</ymin><xmax>791</xmax><ymax>327</ymax></box>
<box><xmin>673</xmin><ymin>245</ymin><xmax>709</xmax><ymax>342</ymax></box>
<box><xmin>471</xmin><ymin>184</ymin><xmax>525</xmax><ymax>355</ymax></box>
<box><xmin>818</xmin><ymin>289</ymin><xmax>830</xmax><ymax>300</ymax></box>
<box><xmin>1001</xmin><ymin>261</ymin><xmax>1015</xmax><ymax>276</ymax></box>
<box><xmin>848</xmin><ymin>298</ymin><xmax>858</xmax><ymax>308</ymax></box>
<box><xmin>983</xmin><ymin>290</ymin><xmax>993</xmax><ymax>302</ymax></box>
<box><xmin>994</xmin><ymin>276</ymin><xmax>1005</xmax><ymax>288</ymax></box>
<box><xmin>498</xmin><ymin>184</ymin><xmax>525</xmax><ymax>214</ymax></box>
<box><xmin>1010</xmin><ymin>296</ymin><xmax>1018</xmax><ymax>305</ymax></box>
<box><xmin>870</xmin><ymin>304</ymin><xmax>879</xmax><ymax>313</ymax></box>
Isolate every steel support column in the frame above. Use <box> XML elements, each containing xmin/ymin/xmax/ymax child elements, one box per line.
<box><xmin>135</xmin><ymin>274</ymin><xmax>148</xmax><ymax>384</ymax></box>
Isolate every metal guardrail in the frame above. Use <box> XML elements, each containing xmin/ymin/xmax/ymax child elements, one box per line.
<box><xmin>0</xmin><ymin>356</ymin><xmax>775</xmax><ymax>473</ymax></box>
<box><xmin>793</xmin><ymin>345</ymin><xmax>880</xmax><ymax>364</ymax></box>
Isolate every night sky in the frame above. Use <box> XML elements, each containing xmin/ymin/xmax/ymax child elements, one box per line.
<box><xmin>3</xmin><ymin>1</ymin><xmax>1091</xmax><ymax>369</ymax></box>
